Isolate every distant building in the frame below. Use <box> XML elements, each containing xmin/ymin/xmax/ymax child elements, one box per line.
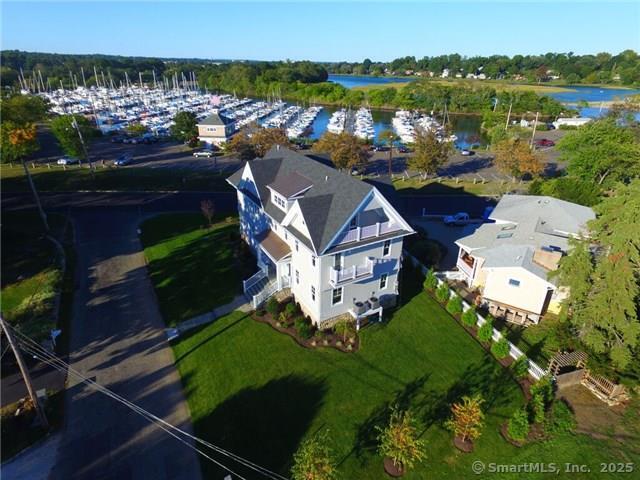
<box><xmin>553</xmin><ymin>117</ymin><xmax>593</xmax><ymax>129</ymax></box>
<box><xmin>455</xmin><ymin>195</ymin><xmax>595</xmax><ymax>325</ymax></box>
<box><xmin>441</xmin><ymin>68</ymin><xmax>450</xmax><ymax>78</ymax></box>
<box><xmin>197</xmin><ymin>112</ymin><xmax>235</xmax><ymax>146</ymax></box>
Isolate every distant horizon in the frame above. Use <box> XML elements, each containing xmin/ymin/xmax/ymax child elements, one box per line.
<box><xmin>2</xmin><ymin>48</ymin><xmax>638</xmax><ymax>65</ymax></box>
<box><xmin>2</xmin><ymin>2</ymin><xmax>638</xmax><ymax>62</ymax></box>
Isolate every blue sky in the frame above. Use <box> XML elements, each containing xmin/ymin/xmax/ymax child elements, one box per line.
<box><xmin>2</xmin><ymin>1</ymin><xmax>639</xmax><ymax>61</ymax></box>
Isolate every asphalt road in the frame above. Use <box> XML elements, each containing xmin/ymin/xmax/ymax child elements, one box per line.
<box><xmin>47</xmin><ymin>210</ymin><xmax>203</xmax><ymax>480</ymax></box>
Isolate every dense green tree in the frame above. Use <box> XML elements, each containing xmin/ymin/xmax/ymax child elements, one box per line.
<box><xmin>170</xmin><ymin>111</ymin><xmax>198</xmax><ymax>143</ymax></box>
<box><xmin>555</xmin><ymin>181</ymin><xmax>640</xmax><ymax>370</ymax></box>
<box><xmin>0</xmin><ymin>94</ymin><xmax>49</xmax><ymax>124</ymax></box>
<box><xmin>557</xmin><ymin>118</ymin><xmax>640</xmax><ymax>186</ymax></box>
<box><xmin>49</xmin><ymin>114</ymin><xmax>97</xmax><ymax>159</ymax></box>
<box><xmin>494</xmin><ymin>137</ymin><xmax>543</xmax><ymax>178</ymax></box>
<box><xmin>409</xmin><ymin>128</ymin><xmax>451</xmax><ymax>177</ymax></box>
<box><xmin>312</xmin><ymin>131</ymin><xmax>368</xmax><ymax>170</ymax></box>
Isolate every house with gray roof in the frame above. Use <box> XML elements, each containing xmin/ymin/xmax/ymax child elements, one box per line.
<box><xmin>197</xmin><ymin>112</ymin><xmax>235</xmax><ymax>145</ymax></box>
<box><xmin>455</xmin><ymin>195</ymin><xmax>594</xmax><ymax>325</ymax></box>
<box><xmin>227</xmin><ymin>146</ymin><xmax>414</xmax><ymax>326</ymax></box>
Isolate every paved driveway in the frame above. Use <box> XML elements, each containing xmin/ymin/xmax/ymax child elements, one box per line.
<box><xmin>412</xmin><ymin>219</ymin><xmax>483</xmax><ymax>271</ymax></box>
<box><xmin>45</xmin><ymin>211</ymin><xmax>202</xmax><ymax>480</ymax></box>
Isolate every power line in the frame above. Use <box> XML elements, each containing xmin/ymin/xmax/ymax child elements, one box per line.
<box><xmin>7</xmin><ymin>324</ymin><xmax>288</xmax><ymax>480</ymax></box>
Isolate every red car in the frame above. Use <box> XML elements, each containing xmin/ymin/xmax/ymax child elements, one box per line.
<box><xmin>535</xmin><ymin>138</ymin><xmax>555</xmax><ymax>147</ymax></box>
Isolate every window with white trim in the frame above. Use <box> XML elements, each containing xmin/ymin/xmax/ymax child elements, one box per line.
<box><xmin>295</xmin><ymin>240</ymin><xmax>299</xmax><ymax>252</ymax></box>
<box><xmin>311</xmin><ymin>286</ymin><xmax>316</xmax><ymax>301</ymax></box>
<box><xmin>383</xmin><ymin>240</ymin><xmax>391</xmax><ymax>257</ymax></box>
<box><xmin>380</xmin><ymin>273</ymin><xmax>388</xmax><ymax>289</ymax></box>
<box><xmin>332</xmin><ymin>287</ymin><xmax>343</xmax><ymax>305</ymax></box>
<box><xmin>296</xmin><ymin>270</ymin><xmax>300</xmax><ymax>285</ymax></box>
<box><xmin>312</xmin><ymin>256</ymin><xmax>316</xmax><ymax>267</ymax></box>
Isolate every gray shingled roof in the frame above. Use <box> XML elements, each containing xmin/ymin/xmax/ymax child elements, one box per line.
<box><xmin>198</xmin><ymin>112</ymin><xmax>234</xmax><ymax>126</ymax></box>
<box><xmin>227</xmin><ymin>146</ymin><xmax>376</xmax><ymax>254</ymax></box>
<box><xmin>267</xmin><ymin>171</ymin><xmax>314</xmax><ymax>198</ymax></box>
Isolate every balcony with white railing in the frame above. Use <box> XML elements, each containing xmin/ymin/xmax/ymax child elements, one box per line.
<box><xmin>456</xmin><ymin>251</ymin><xmax>475</xmax><ymax>280</ymax></box>
<box><xmin>329</xmin><ymin>257</ymin><xmax>375</xmax><ymax>287</ymax></box>
<box><xmin>335</xmin><ymin>221</ymin><xmax>402</xmax><ymax>246</ymax></box>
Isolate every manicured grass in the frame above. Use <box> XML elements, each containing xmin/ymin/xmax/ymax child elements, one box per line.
<box><xmin>141</xmin><ymin>213</ymin><xmax>250</xmax><ymax>326</ymax></box>
<box><xmin>172</xmin><ymin>268</ymin><xmax>637</xmax><ymax>478</ymax></box>
<box><xmin>0</xmin><ymin>164</ymin><xmax>232</xmax><ymax>192</ymax></box>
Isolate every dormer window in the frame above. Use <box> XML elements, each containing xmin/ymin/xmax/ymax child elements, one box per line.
<box><xmin>349</xmin><ymin>216</ymin><xmax>358</xmax><ymax>230</ymax></box>
<box><xmin>272</xmin><ymin>192</ymin><xmax>286</xmax><ymax>210</ymax></box>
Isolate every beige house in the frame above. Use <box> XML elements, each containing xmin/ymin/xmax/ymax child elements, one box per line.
<box><xmin>455</xmin><ymin>195</ymin><xmax>594</xmax><ymax>325</ymax></box>
<box><xmin>197</xmin><ymin>112</ymin><xmax>235</xmax><ymax>146</ymax></box>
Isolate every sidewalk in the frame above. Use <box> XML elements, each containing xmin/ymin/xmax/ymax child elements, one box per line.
<box><xmin>167</xmin><ymin>294</ymin><xmax>252</xmax><ymax>340</ymax></box>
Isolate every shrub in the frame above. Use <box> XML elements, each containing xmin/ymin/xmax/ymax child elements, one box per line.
<box><xmin>477</xmin><ymin>318</ymin><xmax>493</xmax><ymax>343</ymax></box>
<box><xmin>544</xmin><ymin>400</ymin><xmax>576</xmax><ymax>436</ymax></box>
<box><xmin>507</xmin><ymin>408</ymin><xmax>530</xmax><ymax>442</ymax></box>
<box><xmin>376</xmin><ymin>406</ymin><xmax>426</xmax><ymax>471</ymax></box>
<box><xmin>284</xmin><ymin>302</ymin><xmax>297</xmax><ymax>319</ymax></box>
<box><xmin>255</xmin><ymin>309</ymin><xmax>265</xmax><ymax>317</ymax></box>
<box><xmin>291</xmin><ymin>431</ymin><xmax>337</xmax><ymax>480</ymax></box>
<box><xmin>295</xmin><ymin>317</ymin><xmax>314</xmax><ymax>340</ymax></box>
<box><xmin>445</xmin><ymin>394</ymin><xmax>485</xmax><ymax>443</ymax></box>
<box><xmin>334</xmin><ymin>320</ymin><xmax>355</xmax><ymax>343</ymax></box>
<box><xmin>278</xmin><ymin>311</ymin><xmax>290</xmax><ymax>326</ymax></box>
<box><xmin>491</xmin><ymin>336</ymin><xmax>510</xmax><ymax>359</ymax></box>
<box><xmin>266</xmin><ymin>297</ymin><xmax>279</xmax><ymax>317</ymax></box>
<box><xmin>530</xmin><ymin>376</ymin><xmax>554</xmax><ymax>408</ymax></box>
<box><xmin>461</xmin><ymin>306</ymin><xmax>478</xmax><ymax>328</ymax></box>
<box><xmin>435</xmin><ymin>282</ymin><xmax>450</xmax><ymax>303</ymax></box>
<box><xmin>512</xmin><ymin>356</ymin><xmax>530</xmax><ymax>380</ymax></box>
<box><xmin>446</xmin><ymin>295</ymin><xmax>463</xmax><ymax>316</ymax></box>
<box><xmin>529</xmin><ymin>393</ymin><xmax>545</xmax><ymax>424</ymax></box>
<box><xmin>423</xmin><ymin>269</ymin><xmax>438</xmax><ymax>291</ymax></box>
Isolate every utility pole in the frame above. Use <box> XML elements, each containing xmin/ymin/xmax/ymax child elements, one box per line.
<box><xmin>71</xmin><ymin>115</ymin><xmax>95</xmax><ymax>174</ymax></box>
<box><xmin>505</xmin><ymin>102</ymin><xmax>513</xmax><ymax>131</ymax></box>
<box><xmin>0</xmin><ymin>316</ymin><xmax>49</xmax><ymax>429</ymax></box>
<box><xmin>529</xmin><ymin>112</ymin><xmax>540</xmax><ymax>149</ymax></box>
<box><xmin>21</xmin><ymin>160</ymin><xmax>50</xmax><ymax>232</ymax></box>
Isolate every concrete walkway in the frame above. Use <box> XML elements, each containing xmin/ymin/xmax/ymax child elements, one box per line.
<box><xmin>169</xmin><ymin>295</ymin><xmax>252</xmax><ymax>339</ymax></box>
<box><xmin>1</xmin><ymin>432</ymin><xmax>62</xmax><ymax>480</ymax></box>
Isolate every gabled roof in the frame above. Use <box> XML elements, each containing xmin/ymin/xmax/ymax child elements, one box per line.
<box><xmin>268</xmin><ymin>171</ymin><xmax>313</xmax><ymax>198</ymax></box>
<box><xmin>227</xmin><ymin>146</ymin><xmax>408</xmax><ymax>254</ymax></box>
<box><xmin>198</xmin><ymin>112</ymin><xmax>234</xmax><ymax>126</ymax></box>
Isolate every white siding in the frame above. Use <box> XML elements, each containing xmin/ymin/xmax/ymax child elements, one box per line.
<box><xmin>482</xmin><ymin>267</ymin><xmax>553</xmax><ymax>314</ymax></box>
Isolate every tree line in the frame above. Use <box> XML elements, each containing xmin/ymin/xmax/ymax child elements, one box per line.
<box><xmin>324</xmin><ymin>50</ymin><xmax>640</xmax><ymax>86</ymax></box>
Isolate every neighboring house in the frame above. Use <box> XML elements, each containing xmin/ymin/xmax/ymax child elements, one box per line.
<box><xmin>197</xmin><ymin>112</ymin><xmax>235</xmax><ymax>145</ymax></box>
<box><xmin>455</xmin><ymin>195</ymin><xmax>595</xmax><ymax>325</ymax></box>
<box><xmin>227</xmin><ymin>146</ymin><xmax>414</xmax><ymax>327</ymax></box>
<box><xmin>552</xmin><ymin>117</ymin><xmax>592</xmax><ymax>129</ymax></box>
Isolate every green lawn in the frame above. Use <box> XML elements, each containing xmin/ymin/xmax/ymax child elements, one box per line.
<box><xmin>141</xmin><ymin>213</ymin><xmax>252</xmax><ymax>326</ymax></box>
<box><xmin>0</xmin><ymin>164</ymin><xmax>232</xmax><ymax>192</ymax></box>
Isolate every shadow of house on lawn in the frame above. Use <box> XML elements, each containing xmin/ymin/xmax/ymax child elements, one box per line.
<box><xmin>195</xmin><ymin>375</ymin><xmax>328</xmax><ymax>479</ymax></box>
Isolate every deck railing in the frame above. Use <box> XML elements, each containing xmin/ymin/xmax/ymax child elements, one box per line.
<box><xmin>243</xmin><ymin>270</ymin><xmax>266</xmax><ymax>293</ymax></box>
<box><xmin>330</xmin><ymin>258</ymin><xmax>375</xmax><ymax>285</ymax></box>
<box><xmin>336</xmin><ymin>221</ymin><xmax>401</xmax><ymax>246</ymax></box>
<box><xmin>252</xmin><ymin>280</ymin><xmax>278</xmax><ymax>309</ymax></box>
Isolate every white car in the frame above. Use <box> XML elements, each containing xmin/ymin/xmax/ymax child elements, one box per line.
<box><xmin>57</xmin><ymin>156</ymin><xmax>78</xmax><ymax>165</ymax></box>
<box><xmin>114</xmin><ymin>154</ymin><xmax>133</xmax><ymax>166</ymax></box>
<box><xmin>461</xmin><ymin>149</ymin><xmax>473</xmax><ymax>156</ymax></box>
<box><xmin>444</xmin><ymin>212</ymin><xmax>470</xmax><ymax>226</ymax></box>
<box><xmin>193</xmin><ymin>150</ymin><xmax>214</xmax><ymax>158</ymax></box>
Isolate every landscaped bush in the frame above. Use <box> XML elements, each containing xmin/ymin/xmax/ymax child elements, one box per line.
<box><xmin>461</xmin><ymin>306</ymin><xmax>478</xmax><ymax>328</ymax></box>
<box><xmin>423</xmin><ymin>269</ymin><xmax>439</xmax><ymax>291</ymax></box>
<box><xmin>284</xmin><ymin>302</ymin><xmax>297</xmax><ymax>319</ymax></box>
<box><xmin>507</xmin><ymin>408</ymin><xmax>530</xmax><ymax>442</ymax></box>
<box><xmin>334</xmin><ymin>320</ymin><xmax>356</xmax><ymax>343</ymax></box>
<box><xmin>295</xmin><ymin>317</ymin><xmax>314</xmax><ymax>340</ymax></box>
<box><xmin>278</xmin><ymin>311</ymin><xmax>290</xmax><ymax>326</ymax></box>
<box><xmin>491</xmin><ymin>335</ymin><xmax>510</xmax><ymax>359</ymax></box>
<box><xmin>446</xmin><ymin>295</ymin><xmax>463</xmax><ymax>316</ymax></box>
<box><xmin>529</xmin><ymin>392</ymin><xmax>545</xmax><ymax>424</ymax></box>
<box><xmin>266</xmin><ymin>297</ymin><xmax>279</xmax><ymax>317</ymax></box>
<box><xmin>376</xmin><ymin>406</ymin><xmax>426</xmax><ymax>473</ymax></box>
<box><xmin>435</xmin><ymin>282</ymin><xmax>450</xmax><ymax>304</ymax></box>
<box><xmin>530</xmin><ymin>376</ymin><xmax>554</xmax><ymax>409</ymax></box>
<box><xmin>511</xmin><ymin>356</ymin><xmax>530</xmax><ymax>380</ymax></box>
<box><xmin>544</xmin><ymin>400</ymin><xmax>576</xmax><ymax>436</ymax></box>
<box><xmin>477</xmin><ymin>318</ymin><xmax>494</xmax><ymax>343</ymax></box>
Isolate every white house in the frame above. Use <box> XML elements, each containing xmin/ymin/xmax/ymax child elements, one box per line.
<box><xmin>455</xmin><ymin>195</ymin><xmax>594</xmax><ymax>325</ymax></box>
<box><xmin>227</xmin><ymin>147</ymin><xmax>414</xmax><ymax>327</ymax></box>
<box><xmin>552</xmin><ymin>117</ymin><xmax>592</xmax><ymax>129</ymax></box>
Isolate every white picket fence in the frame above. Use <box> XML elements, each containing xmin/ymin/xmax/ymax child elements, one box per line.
<box><xmin>404</xmin><ymin>251</ymin><xmax>547</xmax><ymax>380</ymax></box>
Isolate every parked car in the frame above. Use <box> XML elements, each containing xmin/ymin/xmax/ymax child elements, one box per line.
<box><xmin>444</xmin><ymin>212</ymin><xmax>470</xmax><ymax>226</ymax></box>
<box><xmin>193</xmin><ymin>149</ymin><xmax>214</xmax><ymax>158</ymax></box>
<box><xmin>397</xmin><ymin>145</ymin><xmax>409</xmax><ymax>153</ymax></box>
<box><xmin>373</xmin><ymin>145</ymin><xmax>389</xmax><ymax>152</ymax></box>
<box><xmin>535</xmin><ymin>138</ymin><xmax>555</xmax><ymax>147</ymax></box>
<box><xmin>57</xmin><ymin>156</ymin><xmax>78</xmax><ymax>165</ymax></box>
<box><xmin>461</xmin><ymin>149</ymin><xmax>474</xmax><ymax>156</ymax></box>
<box><xmin>114</xmin><ymin>154</ymin><xmax>133</xmax><ymax>166</ymax></box>
<box><xmin>110</xmin><ymin>135</ymin><xmax>126</xmax><ymax>143</ymax></box>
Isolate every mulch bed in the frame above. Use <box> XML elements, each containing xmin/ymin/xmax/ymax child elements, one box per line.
<box><xmin>383</xmin><ymin>457</ymin><xmax>405</xmax><ymax>477</ymax></box>
<box><xmin>252</xmin><ymin>312</ymin><xmax>360</xmax><ymax>353</ymax></box>
<box><xmin>453</xmin><ymin>435</ymin><xmax>474</xmax><ymax>453</ymax></box>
